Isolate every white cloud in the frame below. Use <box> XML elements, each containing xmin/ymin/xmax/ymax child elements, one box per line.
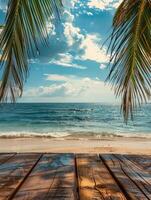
<box><xmin>87</xmin><ymin>0</ymin><xmax>122</xmax><ymax>10</ymax></box>
<box><xmin>49</xmin><ymin>53</ymin><xmax>87</xmax><ymax>69</ymax></box>
<box><xmin>23</xmin><ymin>85</ymin><xmax>64</xmax><ymax>98</ymax></box>
<box><xmin>45</xmin><ymin>74</ymin><xmax>76</xmax><ymax>82</ymax></box>
<box><xmin>46</xmin><ymin>22</ymin><xmax>56</xmax><ymax>36</ymax></box>
<box><xmin>62</xmin><ymin>0</ymin><xmax>78</xmax><ymax>9</ymax></box>
<box><xmin>112</xmin><ymin>1</ymin><xmax>123</xmax><ymax>8</ymax></box>
<box><xmin>0</xmin><ymin>2</ymin><xmax>7</xmax><ymax>13</ymax></box>
<box><xmin>79</xmin><ymin>34</ymin><xmax>109</xmax><ymax>66</ymax></box>
<box><xmin>60</xmin><ymin>3</ymin><xmax>110</xmax><ymax>67</ymax></box>
<box><xmin>24</xmin><ymin>0</ymin><xmax>110</xmax><ymax>69</ymax></box>
<box><xmin>100</xmin><ymin>64</ymin><xmax>106</xmax><ymax>69</ymax></box>
<box><xmin>63</xmin><ymin>10</ymin><xmax>74</xmax><ymax>22</ymax></box>
<box><xmin>54</xmin><ymin>53</ymin><xmax>72</xmax><ymax>63</ymax></box>
<box><xmin>23</xmin><ymin>74</ymin><xmax>118</xmax><ymax>102</ymax></box>
<box><xmin>49</xmin><ymin>30</ymin><xmax>109</xmax><ymax>69</ymax></box>
<box><xmin>61</xmin><ymin>0</ymin><xmax>85</xmax><ymax>52</ymax></box>
<box><xmin>64</xmin><ymin>22</ymin><xmax>84</xmax><ymax>46</ymax></box>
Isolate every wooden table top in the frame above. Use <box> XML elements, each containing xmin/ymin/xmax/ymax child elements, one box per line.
<box><xmin>0</xmin><ymin>153</ymin><xmax>151</xmax><ymax>199</ymax></box>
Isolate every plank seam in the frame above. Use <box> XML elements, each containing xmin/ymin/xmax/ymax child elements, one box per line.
<box><xmin>75</xmin><ymin>154</ymin><xmax>80</xmax><ymax>200</ymax></box>
<box><xmin>124</xmin><ymin>155</ymin><xmax>151</xmax><ymax>173</ymax></box>
<box><xmin>93</xmin><ymin>155</ymin><xmax>106</xmax><ymax>200</ymax></box>
<box><xmin>8</xmin><ymin>154</ymin><xmax>43</xmax><ymax>200</ymax></box>
<box><xmin>114</xmin><ymin>154</ymin><xmax>151</xmax><ymax>200</ymax></box>
<box><xmin>0</xmin><ymin>153</ymin><xmax>16</xmax><ymax>166</ymax></box>
<box><xmin>99</xmin><ymin>154</ymin><xmax>130</xmax><ymax>200</ymax></box>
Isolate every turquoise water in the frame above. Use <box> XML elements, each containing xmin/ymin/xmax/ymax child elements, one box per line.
<box><xmin>0</xmin><ymin>103</ymin><xmax>151</xmax><ymax>138</ymax></box>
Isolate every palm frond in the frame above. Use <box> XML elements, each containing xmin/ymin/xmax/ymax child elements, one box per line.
<box><xmin>0</xmin><ymin>0</ymin><xmax>62</xmax><ymax>102</ymax></box>
<box><xmin>108</xmin><ymin>0</ymin><xmax>151</xmax><ymax>122</ymax></box>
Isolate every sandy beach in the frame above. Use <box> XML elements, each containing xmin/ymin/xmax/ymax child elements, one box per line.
<box><xmin>0</xmin><ymin>136</ymin><xmax>151</xmax><ymax>154</ymax></box>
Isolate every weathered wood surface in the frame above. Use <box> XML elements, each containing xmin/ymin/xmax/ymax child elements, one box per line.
<box><xmin>0</xmin><ymin>154</ymin><xmax>41</xmax><ymax>200</ymax></box>
<box><xmin>0</xmin><ymin>154</ymin><xmax>15</xmax><ymax>165</ymax></box>
<box><xmin>76</xmin><ymin>154</ymin><xmax>126</xmax><ymax>200</ymax></box>
<box><xmin>13</xmin><ymin>154</ymin><xmax>77</xmax><ymax>200</ymax></box>
<box><xmin>125</xmin><ymin>155</ymin><xmax>151</xmax><ymax>173</ymax></box>
<box><xmin>0</xmin><ymin>153</ymin><xmax>151</xmax><ymax>200</ymax></box>
<box><xmin>101</xmin><ymin>154</ymin><xmax>150</xmax><ymax>199</ymax></box>
<box><xmin>116</xmin><ymin>155</ymin><xmax>151</xmax><ymax>198</ymax></box>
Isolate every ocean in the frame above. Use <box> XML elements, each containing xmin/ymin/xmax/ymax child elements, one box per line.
<box><xmin>0</xmin><ymin>103</ymin><xmax>151</xmax><ymax>138</ymax></box>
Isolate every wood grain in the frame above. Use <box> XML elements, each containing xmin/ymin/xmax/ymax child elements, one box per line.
<box><xmin>13</xmin><ymin>154</ymin><xmax>77</xmax><ymax>200</ymax></box>
<box><xmin>76</xmin><ymin>154</ymin><xmax>126</xmax><ymax>200</ymax></box>
<box><xmin>0</xmin><ymin>154</ymin><xmax>15</xmax><ymax>165</ymax></box>
<box><xmin>115</xmin><ymin>154</ymin><xmax>151</xmax><ymax>199</ymax></box>
<box><xmin>0</xmin><ymin>154</ymin><xmax>41</xmax><ymax>200</ymax></box>
<box><xmin>101</xmin><ymin>154</ymin><xmax>149</xmax><ymax>200</ymax></box>
<box><xmin>125</xmin><ymin>155</ymin><xmax>151</xmax><ymax>173</ymax></box>
<box><xmin>0</xmin><ymin>153</ymin><xmax>151</xmax><ymax>200</ymax></box>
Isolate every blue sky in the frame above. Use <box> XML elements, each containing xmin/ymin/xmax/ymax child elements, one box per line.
<box><xmin>0</xmin><ymin>0</ymin><xmax>122</xmax><ymax>103</ymax></box>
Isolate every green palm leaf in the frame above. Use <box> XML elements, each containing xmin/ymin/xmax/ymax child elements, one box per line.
<box><xmin>108</xmin><ymin>0</ymin><xmax>151</xmax><ymax>122</ymax></box>
<box><xmin>0</xmin><ymin>0</ymin><xmax>62</xmax><ymax>102</ymax></box>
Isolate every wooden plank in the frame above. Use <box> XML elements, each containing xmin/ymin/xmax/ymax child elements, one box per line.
<box><xmin>0</xmin><ymin>153</ymin><xmax>41</xmax><ymax>200</ymax></box>
<box><xmin>0</xmin><ymin>154</ymin><xmax>15</xmax><ymax>165</ymax></box>
<box><xmin>115</xmin><ymin>154</ymin><xmax>151</xmax><ymax>199</ymax></box>
<box><xmin>13</xmin><ymin>154</ymin><xmax>77</xmax><ymax>200</ymax></box>
<box><xmin>12</xmin><ymin>189</ymin><xmax>75</xmax><ymax>200</ymax></box>
<box><xmin>125</xmin><ymin>155</ymin><xmax>151</xmax><ymax>173</ymax></box>
<box><xmin>101</xmin><ymin>154</ymin><xmax>150</xmax><ymax>200</ymax></box>
<box><xmin>76</xmin><ymin>154</ymin><xmax>126</xmax><ymax>200</ymax></box>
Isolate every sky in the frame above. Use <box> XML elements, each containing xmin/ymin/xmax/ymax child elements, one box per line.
<box><xmin>0</xmin><ymin>0</ymin><xmax>122</xmax><ymax>103</ymax></box>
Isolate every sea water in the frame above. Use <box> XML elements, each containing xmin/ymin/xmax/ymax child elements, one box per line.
<box><xmin>0</xmin><ymin>103</ymin><xmax>150</xmax><ymax>138</ymax></box>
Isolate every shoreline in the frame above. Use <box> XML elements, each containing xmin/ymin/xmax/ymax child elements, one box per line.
<box><xmin>0</xmin><ymin>131</ymin><xmax>151</xmax><ymax>139</ymax></box>
<box><xmin>0</xmin><ymin>136</ymin><xmax>151</xmax><ymax>154</ymax></box>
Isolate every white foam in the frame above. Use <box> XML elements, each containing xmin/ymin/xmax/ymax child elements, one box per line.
<box><xmin>0</xmin><ymin>131</ymin><xmax>71</xmax><ymax>138</ymax></box>
<box><xmin>110</xmin><ymin>132</ymin><xmax>151</xmax><ymax>139</ymax></box>
<box><xmin>0</xmin><ymin>131</ymin><xmax>151</xmax><ymax>139</ymax></box>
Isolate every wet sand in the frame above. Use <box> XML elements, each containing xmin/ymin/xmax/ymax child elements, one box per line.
<box><xmin>0</xmin><ymin>136</ymin><xmax>151</xmax><ymax>154</ymax></box>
